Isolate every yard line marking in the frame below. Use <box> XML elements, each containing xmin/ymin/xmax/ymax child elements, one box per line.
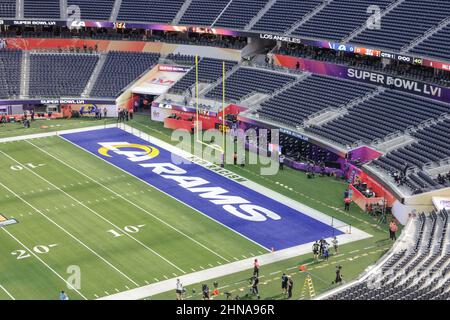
<box><xmin>26</xmin><ymin>140</ymin><xmax>230</xmax><ymax>263</ymax></box>
<box><xmin>1</xmin><ymin>228</ymin><xmax>88</xmax><ymax>300</ymax></box>
<box><xmin>0</xmin><ymin>150</ymin><xmax>186</xmax><ymax>275</ymax></box>
<box><xmin>270</xmin><ymin>271</ymin><xmax>281</xmax><ymax>275</ymax></box>
<box><xmin>0</xmin><ymin>285</ymin><xmax>15</xmax><ymax>300</ymax></box>
<box><xmin>0</xmin><ymin>181</ymin><xmax>140</xmax><ymax>287</ymax></box>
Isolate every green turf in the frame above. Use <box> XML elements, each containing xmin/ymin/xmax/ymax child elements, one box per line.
<box><xmin>0</xmin><ymin>116</ymin><xmax>397</xmax><ymax>300</ymax></box>
<box><xmin>0</xmin><ymin>136</ymin><xmax>263</xmax><ymax>299</ymax></box>
<box><xmin>0</xmin><ymin>118</ymin><xmax>116</xmax><ymax>139</ymax></box>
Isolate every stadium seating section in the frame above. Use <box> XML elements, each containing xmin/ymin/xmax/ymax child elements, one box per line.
<box><xmin>91</xmin><ymin>51</ymin><xmax>160</xmax><ymax>98</ymax></box>
<box><xmin>353</xmin><ymin>0</ymin><xmax>450</xmax><ymax>51</ymax></box>
<box><xmin>29</xmin><ymin>53</ymin><xmax>99</xmax><ymax>98</ymax></box>
<box><xmin>170</xmin><ymin>57</ymin><xmax>237</xmax><ymax>94</ymax></box>
<box><xmin>118</xmin><ymin>0</ymin><xmax>184</xmax><ymax>24</ymax></box>
<box><xmin>0</xmin><ymin>0</ymin><xmax>449</xmax><ymax>64</ymax></box>
<box><xmin>213</xmin><ymin>0</ymin><xmax>268</xmax><ymax>29</ymax></box>
<box><xmin>0</xmin><ymin>0</ymin><xmax>15</xmax><ymax>17</ymax></box>
<box><xmin>257</xmin><ymin>74</ymin><xmax>376</xmax><ymax>126</ymax></box>
<box><xmin>179</xmin><ymin>0</ymin><xmax>230</xmax><ymax>27</ymax></box>
<box><xmin>205</xmin><ymin>67</ymin><xmax>296</xmax><ymax>101</ymax></box>
<box><xmin>251</xmin><ymin>0</ymin><xmax>321</xmax><ymax>33</ymax></box>
<box><xmin>409</xmin><ymin>24</ymin><xmax>450</xmax><ymax>62</ymax></box>
<box><xmin>327</xmin><ymin>211</ymin><xmax>450</xmax><ymax>300</ymax></box>
<box><xmin>0</xmin><ymin>49</ymin><xmax>22</xmax><ymax>98</ymax></box>
<box><xmin>306</xmin><ymin>90</ymin><xmax>449</xmax><ymax>145</ymax></box>
<box><xmin>293</xmin><ymin>0</ymin><xmax>393</xmax><ymax>41</ymax></box>
<box><xmin>68</xmin><ymin>0</ymin><xmax>115</xmax><ymax>21</ymax></box>
<box><xmin>24</xmin><ymin>0</ymin><xmax>60</xmax><ymax>19</ymax></box>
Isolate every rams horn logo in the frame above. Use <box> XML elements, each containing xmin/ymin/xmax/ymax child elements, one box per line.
<box><xmin>98</xmin><ymin>142</ymin><xmax>159</xmax><ymax>161</ymax></box>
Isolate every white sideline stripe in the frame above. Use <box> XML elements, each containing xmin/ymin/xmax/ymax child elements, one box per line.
<box><xmin>0</xmin><ymin>228</ymin><xmax>88</xmax><ymax>300</ymax></box>
<box><xmin>0</xmin><ymin>181</ymin><xmax>140</xmax><ymax>287</ymax></box>
<box><xmin>25</xmin><ymin>140</ymin><xmax>230</xmax><ymax>263</ymax></box>
<box><xmin>0</xmin><ymin>124</ymin><xmax>117</xmax><ymax>144</ymax></box>
<box><xmin>0</xmin><ymin>149</ymin><xmax>186</xmax><ymax>275</ymax></box>
<box><xmin>58</xmin><ymin>135</ymin><xmax>269</xmax><ymax>253</ymax></box>
<box><xmin>0</xmin><ymin>285</ymin><xmax>15</xmax><ymax>300</ymax></box>
<box><xmin>98</xmin><ymin>228</ymin><xmax>371</xmax><ymax>300</ymax></box>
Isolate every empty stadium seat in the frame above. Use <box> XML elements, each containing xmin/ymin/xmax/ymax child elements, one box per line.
<box><xmin>29</xmin><ymin>53</ymin><xmax>99</xmax><ymax>98</ymax></box>
<box><xmin>118</xmin><ymin>0</ymin><xmax>184</xmax><ymax>23</ymax></box>
<box><xmin>91</xmin><ymin>51</ymin><xmax>160</xmax><ymax>98</ymax></box>
<box><xmin>257</xmin><ymin>74</ymin><xmax>375</xmax><ymax>126</ymax></box>
<box><xmin>68</xmin><ymin>0</ymin><xmax>115</xmax><ymax>20</ymax></box>
<box><xmin>0</xmin><ymin>0</ymin><xmax>15</xmax><ymax>17</ymax></box>
<box><xmin>24</xmin><ymin>0</ymin><xmax>60</xmax><ymax>19</ymax></box>
<box><xmin>205</xmin><ymin>67</ymin><xmax>296</xmax><ymax>102</ymax></box>
<box><xmin>0</xmin><ymin>49</ymin><xmax>22</xmax><ymax>98</ymax></box>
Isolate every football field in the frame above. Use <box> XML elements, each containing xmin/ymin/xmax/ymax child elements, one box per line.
<box><xmin>0</xmin><ymin>125</ymin><xmax>367</xmax><ymax>300</ymax></box>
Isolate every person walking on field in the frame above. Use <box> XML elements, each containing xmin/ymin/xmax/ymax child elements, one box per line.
<box><xmin>176</xmin><ymin>279</ymin><xmax>183</xmax><ymax>300</ymax></box>
<box><xmin>287</xmin><ymin>277</ymin><xmax>294</xmax><ymax>299</ymax></box>
<box><xmin>281</xmin><ymin>273</ymin><xmax>288</xmax><ymax>295</ymax></box>
<box><xmin>253</xmin><ymin>259</ymin><xmax>260</xmax><ymax>277</ymax></box>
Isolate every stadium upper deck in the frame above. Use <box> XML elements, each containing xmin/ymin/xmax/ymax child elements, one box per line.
<box><xmin>0</xmin><ymin>0</ymin><xmax>449</xmax><ymax>63</ymax></box>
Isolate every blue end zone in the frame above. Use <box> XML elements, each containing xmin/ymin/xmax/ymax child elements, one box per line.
<box><xmin>62</xmin><ymin>128</ymin><xmax>342</xmax><ymax>250</ymax></box>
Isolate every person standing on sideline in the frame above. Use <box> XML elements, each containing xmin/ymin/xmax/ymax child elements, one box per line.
<box><xmin>312</xmin><ymin>241</ymin><xmax>320</xmax><ymax>260</ymax></box>
<box><xmin>251</xmin><ymin>276</ymin><xmax>260</xmax><ymax>299</ymax></box>
<box><xmin>253</xmin><ymin>259</ymin><xmax>260</xmax><ymax>277</ymax></box>
<box><xmin>281</xmin><ymin>273</ymin><xmax>288</xmax><ymax>295</ymax></box>
<box><xmin>389</xmin><ymin>220</ymin><xmax>398</xmax><ymax>241</ymax></box>
<box><xmin>59</xmin><ymin>291</ymin><xmax>68</xmax><ymax>300</ymax></box>
<box><xmin>175</xmin><ymin>279</ymin><xmax>183</xmax><ymax>300</ymax></box>
<box><xmin>332</xmin><ymin>236</ymin><xmax>339</xmax><ymax>254</ymax></box>
<box><xmin>344</xmin><ymin>197</ymin><xmax>351</xmax><ymax>211</ymax></box>
<box><xmin>334</xmin><ymin>265</ymin><xmax>343</xmax><ymax>284</ymax></box>
<box><xmin>287</xmin><ymin>277</ymin><xmax>294</xmax><ymax>299</ymax></box>
<box><xmin>323</xmin><ymin>242</ymin><xmax>330</xmax><ymax>261</ymax></box>
<box><xmin>279</xmin><ymin>153</ymin><xmax>285</xmax><ymax>171</ymax></box>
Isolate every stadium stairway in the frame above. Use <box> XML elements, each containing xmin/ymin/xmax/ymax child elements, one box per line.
<box><xmin>172</xmin><ymin>0</ymin><xmax>193</xmax><ymax>25</ymax></box>
<box><xmin>244</xmin><ymin>0</ymin><xmax>277</xmax><ymax>31</ymax></box>
<box><xmin>16</xmin><ymin>0</ymin><xmax>23</xmax><ymax>18</ymax></box>
<box><xmin>341</xmin><ymin>0</ymin><xmax>407</xmax><ymax>44</ymax></box>
<box><xmin>402</xmin><ymin>16</ymin><xmax>450</xmax><ymax>55</ymax></box>
<box><xmin>304</xmin><ymin>86</ymin><xmax>385</xmax><ymax>128</ymax></box>
<box><xmin>82</xmin><ymin>53</ymin><xmax>107</xmax><ymax>97</ymax></box>
<box><xmin>109</xmin><ymin>0</ymin><xmax>122</xmax><ymax>21</ymax></box>
<box><xmin>198</xmin><ymin>63</ymin><xmax>242</xmax><ymax>97</ymax></box>
<box><xmin>20</xmin><ymin>50</ymin><xmax>29</xmax><ymax>98</ymax></box>
<box><xmin>285</xmin><ymin>0</ymin><xmax>333</xmax><ymax>36</ymax></box>
<box><xmin>59</xmin><ymin>0</ymin><xmax>66</xmax><ymax>19</ymax></box>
